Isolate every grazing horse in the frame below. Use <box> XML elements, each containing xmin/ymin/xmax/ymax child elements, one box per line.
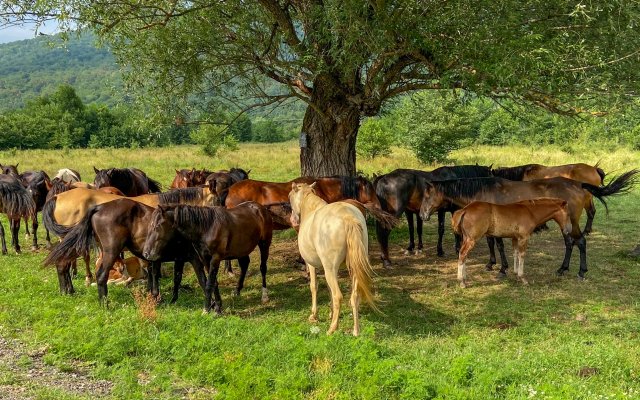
<box><xmin>289</xmin><ymin>182</ymin><xmax>379</xmax><ymax>336</ymax></box>
<box><xmin>142</xmin><ymin>203</ymin><xmax>274</xmax><ymax>314</ymax></box>
<box><xmin>54</xmin><ymin>168</ymin><xmax>82</xmax><ymax>184</ymax></box>
<box><xmin>44</xmin><ymin>198</ymin><xmax>207</xmax><ymax>301</ymax></box>
<box><xmin>419</xmin><ymin>171</ymin><xmax>638</xmax><ymax>279</ymax></box>
<box><xmin>20</xmin><ymin>171</ymin><xmax>53</xmax><ymax>250</ymax></box>
<box><xmin>0</xmin><ymin>174</ymin><xmax>35</xmax><ymax>254</ymax></box>
<box><xmin>93</xmin><ymin>167</ymin><xmax>162</xmax><ymax>196</ymax></box>
<box><xmin>452</xmin><ymin>198</ymin><xmax>572</xmax><ymax>288</ymax></box>
<box><xmin>374</xmin><ymin>165</ymin><xmax>493</xmax><ymax>267</ymax></box>
<box><xmin>205</xmin><ymin>168</ymin><xmax>250</xmax><ymax>206</ymax></box>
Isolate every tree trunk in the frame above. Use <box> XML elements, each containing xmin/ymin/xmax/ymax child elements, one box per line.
<box><xmin>300</xmin><ymin>75</ymin><xmax>361</xmax><ymax>177</ymax></box>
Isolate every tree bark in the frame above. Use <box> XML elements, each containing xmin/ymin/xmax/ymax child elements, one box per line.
<box><xmin>300</xmin><ymin>74</ymin><xmax>361</xmax><ymax>177</ymax></box>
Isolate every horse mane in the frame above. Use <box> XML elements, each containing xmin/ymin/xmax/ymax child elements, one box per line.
<box><xmin>491</xmin><ymin>165</ymin><xmax>535</xmax><ymax>181</ymax></box>
<box><xmin>172</xmin><ymin>205</ymin><xmax>230</xmax><ymax>230</ymax></box>
<box><xmin>229</xmin><ymin>168</ymin><xmax>249</xmax><ymax>182</ymax></box>
<box><xmin>146</xmin><ymin>176</ymin><xmax>163</xmax><ymax>193</ymax></box>
<box><xmin>102</xmin><ymin>168</ymin><xmax>163</xmax><ymax>192</ymax></box>
<box><xmin>158</xmin><ymin>187</ymin><xmax>204</xmax><ymax>205</ymax></box>
<box><xmin>446</xmin><ymin>165</ymin><xmax>493</xmax><ymax>178</ymax></box>
<box><xmin>329</xmin><ymin>175</ymin><xmax>368</xmax><ymax>200</ymax></box>
<box><xmin>0</xmin><ymin>176</ymin><xmax>35</xmax><ymax>217</ymax></box>
<box><xmin>48</xmin><ymin>178</ymin><xmax>71</xmax><ymax>198</ymax></box>
<box><xmin>432</xmin><ymin>177</ymin><xmax>505</xmax><ymax>199</ymax></box>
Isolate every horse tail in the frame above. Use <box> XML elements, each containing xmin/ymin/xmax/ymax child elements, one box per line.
<box><xmin>344</xmin><ymin>217</ymin><xmax>380</xmax><ymax>313</ymax></box>
<box><xmin>43</xmin><ymin>205</ymin><xmax>99</xmax><ymax>266</ymax></box>
<box><xmin>147</xmin><ymin>177</ymin><xmax>163</xmax><ymax>193</ymax></box>
<box><xmin>594</xmin><ymin>161</ymin><xmax>606</xmax><ymax>185</ymax></box>
<box><xmin>357</xmin><ymin>201</ymin><xmax>400</xmax><ymax>230</ymax></box>
<box><xmin>582</xmin><ymin>169</ymin><xmax>639</xmax><ymax>213</ymax></box>
<box><xmin>0</xmin><ymin>178</ymin><xmax>35</xmax><ymax>219</ymax></box>
<box><xmin>374</xmin><ymin>177</ymin><xmax>390</xmax><ymax>213</ymax></box>
<box><xmin>451</xmin><ymin>209</ymin><xmax>465</xmax><ymax>236</ymax></box>
<box><xmin>42</xmin><ymin>196</ymin><xmax>73</xmax><ymax>237</ymax></box>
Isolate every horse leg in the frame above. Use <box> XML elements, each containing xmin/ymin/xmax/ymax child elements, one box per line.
<box><xmin>415</xmin><ymin>214</ymin><xmax>424</xmax><ymax>255</ymax></box>
<box><xmin>191</xmin><ymin>258</ymin><xmax>207</xmax><ymax>294</ymax></box>
<box><xmin>350</xmin><ymin>276</ymin><xmax>361</xmax><ymax>337</ymax></box>
<box><xmin>171</xmin><ymin>260</ymin><xmax>185</xmax><ymax>304</ymax></box>
<box><xmin>515</xmin><ymin>238</ymin><xmax>529</xmax><ymax>285</ymax></box>
<box><xmin>454</xmin><ymin>233</ymin><xmax>461</xmax><ymax>254</ymax></box>
<box><xmin>557</xmin><ymin>233</ymin><xmax>574</xmax><ymax>275</ymax></box>
<box><xmin>70</xmin><ymin>259</ymin><xmax>78</xmax><ymax>278</ymax></box>
<box><xmin>485</xmin><ymin>237</ymin><xmax>497</xmax><ymax>271</ymax></box>
<box><xmin>24</xmin><ymin>216</ymin><xmax>30</xmax><ymax>239</ymax></box>
<box><xmin>83</xmin><ymin>253</ymin><xmax>92</xmax><ymax>286</ymax></box>
<box><xmin>224</xmin><ymin>259</ymin><xmax>234</xmax><ymax>277</ymax></box>
<box><xmin>458</xmin><ymin>238</ymin><xmax>475</xmax><ymax>288</ymax></box>
<box><xmin>234</xmin><ymin>256</ymin><xmax>250</xmax><ymax>297</ymax></box>
<box><xmin>404</xmin><ymin>211</ymin><xmax>415</xmax><ymax>255</ymax></box>
<box><xmin>30</xmin><ymin>213</ymin><xmax>39</xmax><ymax>251</ymax></box>
<box><xmin>583</xmin><ymin>199</ymin><xmax>596</xmax><ymax>235</ymax></box>
<box><xmin>45</xmin><ymin>228</ymin><xmax>52</xmax><ymax>249</ymax></box>
<box><xmin>96</xmin><ymin>252</ymin><xmax>118</xmax><ymax>305</ymax></box>
<box><xmin>150</xmin><ymin>261</ymin><xmax>162</xmax><ymax>301</ymax></box>
<box><xmin>258</xmin><ymin>240</ymin><xmax>270</xmax><ymax>303</ymax></box>
<box><xmin>307</xmin><ymin>263</ymin><xmax>318</xmax><ymax>323</ymax></box>
<box><xmin>0</xmin><ymin>221</ymin><xmax>7</xmax><ymax>255</ymax></box>
<box><xmin>10</xmin><ymin>218</ymin><xmax>20</xmax><ymax>254</ymax></box>
<box><xmin>375</xmin><ymin>221</ymin><xmax>392</xmax><ymax>268</ymax></box>
<box><xmin>204</xmin><ymin>258</ymin><xmax>222</xmax><ymax>315</ymax></box>
<box><xmin>496</xmin><ymin>238</ymin><xmax>509</xmax><ymax>275</ymax></box>
<box><xmin>437</xmin><ymin>210</ymin><xmax>445</xmax><ymax>257</ymax></box>
<box><xmin>324</xmin><ymin>264</ymin><xmax>343</xmax><ymax>335</ymax></box>
<box><xmin>576</xmin><ymin>235</ymin><xmax>588</xmax><ymax>280</ymax></box>
<box><xmin>56</xmin><ymin>262</ymin><xmax>74</xmax><ymax>294</ymax></box>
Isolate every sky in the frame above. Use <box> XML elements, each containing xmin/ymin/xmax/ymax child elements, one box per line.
<box><xmin>0</xmin><ymin>22</ymin><xmax>59</xmax><ymax>44</ymax></box>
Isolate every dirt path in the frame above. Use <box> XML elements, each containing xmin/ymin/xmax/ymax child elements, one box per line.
<box><xmin>0</xmin><ymin>335</ymin><xmax>112</xmax><ymax>399</ymax></box>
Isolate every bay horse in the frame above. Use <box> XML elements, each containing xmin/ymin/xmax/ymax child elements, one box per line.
<box><xmin>20</xmin><ymin>170</ymin><xmax>53</xmax><ymax>250</ymax></box>
<box><xmin>44</xmin><ymin>198</ymin><xmax>207</xmax><ymax>302</ymax></box>
<box><xmin>374</xmin><ymin>165</ymin><xmax>493</xmax><ymax>267</ymax></box>
<box><xmin>142</xmin><ymin>202</ymin><xmax>273</xmax><ymax>314</ymax></box>
<box><xmin>170</xmin><ymin>168</ymin><xmax>217</xmax><ymax>189</ymax></box>
<box><xmin>289</xmin><ymin>182</ymin><xmax>379</xmax><ymax>336</ymax></box>
<box><xmin>205</xmin><ymin>168</ymin><xmax>250</xmax><ymax>206</ymax></box>
<box><xmin>452</xmin><ymin>198</ymin><xmax>572</xmax><ymax>287</ymax></box>
<box><xmin>93</xmin><ymin>167</ymin><xmax>162</xmax><ymax>196</ymax></box>
<box><xmin>0</xmin><ymin>174</ymin><xmax>35</xmax><ymax>254</ymax></box>
<box><xmin>419</xmin><ymin>171</ymin><xmax>638</xmax><ymax>279</ymax></box>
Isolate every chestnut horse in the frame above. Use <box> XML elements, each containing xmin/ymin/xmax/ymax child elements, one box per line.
<box><xmin>142</xmin><ymin>203</ymin><xmax>273</xmax><ymax>314</ymax></box>
<box><xmin>289</xmin><ymin>182</ymin><xmax>378</xmax><ymax>336</ymax></box>
<box><xmin>419</xmin><ymin>171</ymin><xmax>638</xmax><ymax>279</ymax></box>
<box><xmin>452</xmin><ymin>198</ymin><xmax>572</xmax><ymax>287</ymax></box>
<box><xmin>0</xmin><ymin>174</ymin><xmax>35</xmax><ymax>254</ymax></box>
<box><xmin>93</xmin><ymin>167</ymin><xmax>162</xmax><ymax>196</ymax></box>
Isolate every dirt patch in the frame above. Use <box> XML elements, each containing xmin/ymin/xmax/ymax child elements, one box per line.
<box><xmin>0</xmin><ymin>335</ymin><xmax>112</xmax><ymax>399</ymax></box>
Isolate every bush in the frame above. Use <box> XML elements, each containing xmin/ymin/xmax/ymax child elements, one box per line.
<box><xmin>252</xmin><ymin>119</ymin><xmax>288</xmax><ymax>143</ymax></box>
<box><xmin>356</xmin><ymin>118</ymin><xmax>394</xmax><ymax>159</ymax></box>
<box><xmin>190</xmin><ymin>124</ymin><xmax>239</xmax><ymax>157</ymax></box>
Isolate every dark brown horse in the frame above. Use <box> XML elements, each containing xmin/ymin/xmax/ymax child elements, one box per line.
<box><xmin>142</xmin><ymin>202</ymin><xmax>273</xmax><ymax>314</ymax></box>
<box><xmin>44</xmin><ymin>198</ymin><xmax>206</xmax><ymax>303</ymax></box>
<box><xmin>0</xmin><ymin>174</ymin><xmax>35</xmax><ymax>254</ymax></box>
<box><xmin>373</xmin><ymin>165</ymin><xmax>493</xmax><ymax>267</ymax></box>
<box><xmin>205</xmin><ymin>168</ymin><xmax>250</xmax><ymax>206</ymax></box>
<box><xmin>93</xmin><ymin>167</ymin><xmax>162</xmax><ymax>196</ymax></box>
<box><xmin>20</xmin><ymin>170</ymin><xmax>52</xmax><ymax>250</ymax></box>
<box><xmin>0</xmin><ymin>163</ymin><xmax>19</xmax><ymax>177</ymax></box>
<box><xmin>419</xmin><ymin>171</ymin><xmax>638</xmax><ymax>279</ymax></box>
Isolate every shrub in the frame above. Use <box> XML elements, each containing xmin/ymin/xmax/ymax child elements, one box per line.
<box><xmin>356</xmin><ymin>118</ymin><xmax>394</xmax><ymax>159</ymax></box>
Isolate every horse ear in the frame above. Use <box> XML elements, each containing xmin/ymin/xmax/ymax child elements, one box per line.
<box><xmin>291</xmin><ymin>182</ymin><xmax>297</xmax><ymax>192</ymax></box>
<box><xmin>93</xmin><ymin>166</ymin><xmax>99</xmax><ymax>174</ymax></box>
<box><xmin>15</xmin><ymin>163</ymin><xmax>18</xmax><ymax>168</ymax></box>
<box><xmin>246</xmin><ymin>169</ymin><xmax>251</xmax><ymax>175</ymax></box>
<box><xmin>45</xmin><ymin>179</ymin><xmax>53</xmax><ymax>191</ymax></box>
<box><xmin>175</xmin><ymin>169</ymin><xmax>180</xmax><ymax>174</ymax></box>
<box><xmin>309</xmin><ymin>182</ymin><xmax>317</xmax><ymax>191</ymax></box>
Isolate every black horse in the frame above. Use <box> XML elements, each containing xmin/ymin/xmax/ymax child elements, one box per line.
<box><xmin>374</xmin><ymin>165</ymin><xmax>492</xmax><ymax>267</ymax></box>
<box><xmin>20</xmin><ymin>170</ymin><xmax>53</xmax><ymax>250</ymax></box>
<box><xmin>44</xmin><ymin>198</ymin><xmax>206</xmax><ymax>303</ymax></box>
<box><xmin>0</xmin><ymin>174</ymin><xmax>35</xmax><ymax>254</ymax></box>
<box><xmin>93</xmin><ymin>167</ymin><xmax>162</xmax><ymax>196</ymax></box>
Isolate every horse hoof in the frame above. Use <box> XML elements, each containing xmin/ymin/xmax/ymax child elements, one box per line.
<box><xmin>485</xmin><ymin>264</ymin><xmax>495</xmax><ymax>271</ymax></box>
<box><xmin>496</xmin><ymin>272</ymin><xmax>507</xmax><ymax>280</ymax></box>
<box><xmin>261</xmin><ymin>288</ymin><xmax>269</xmax><ymax>304</ymax></box>
<box><xmin>414</xmin><ymin>249</ymin><xmax>423</xmax><ymax>256</ymax></box>
<box><xmin>521</xmin><ymin>279</ymin><xmax>529</xmax><ymax>286</ymax></box>
<box><xmin>459</xmin><ymin>281</ymin><xmax>467</xmax><ymax>289</ymax></box>
<box><xmin>15</xmin><ymin>249</ymin><xmax>21</xmax><ymax>255</ymax></box>
<box><xmin>437</xmin><ymin>251</ymin><xmax>445</xmax><ymax>257</ymax></box>
<box><xmin>202</xmin><ymin>308</ymin><xmax>210</xmax><ymax>315</ymax></box>
<box><xmin>577</xmin><ymin>274</ymin><xmax>586</xmax><ymax>281</ymax></box>
<box><xmin>403</xmin><ymin>250</ymin><xmax>410</xmax><ymax>256</ymax></box>
<box><xmin>30</xmin><ymin>245</ymin><xmax>38</xmax><ymax>252</ymax></box>
<box><xmin>556</xmin><ymin>269</ymin><xmax>566</xmax><ymax>276</ymax></box>
<box><xmin>226</xmin><ymin>270</ymin><xmax>235</xmax><ymax>278</ymax></box>
<box><xmin>85</xmin><ymin>278</ymin><xmax>92</xmax><ymax>287</ymax></box>
<box><xmin>352</xmin><ymin>329</ymin><xmax>360</xmax><ymax>337</ymax></box>
<box><xmin>308</xmin><ymin>315</ymin><xmax>318</xmax><ymax>323</ymax></box>
<box><xmin>382</xmin><ymin>260</ymin><xmax>393</xmax><ymax>269</ymax></box>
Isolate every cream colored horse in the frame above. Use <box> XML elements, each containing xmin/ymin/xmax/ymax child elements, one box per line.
<box><xmin>289</xmin><ymin>182</ymin><xmax>378</xmax><ymax>336</ymax></box>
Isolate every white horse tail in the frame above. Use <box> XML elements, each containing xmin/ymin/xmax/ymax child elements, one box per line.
<box><xmin>344</xmin><ymin>217</ymin><xmax>380</xmax><ymax>313</ymax></box>
<box><xmin>451</xmin><ymin>209</ymin><xmax>466</xmax><ymax>236</ymax></box>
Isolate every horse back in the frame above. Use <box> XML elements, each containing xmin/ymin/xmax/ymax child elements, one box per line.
<box><xmin>524</xmin><ymin>164</ymin><xmax>602</xmax><ymax>186</ymax></box>
<box><xmin>225</xmin><ymin>179</ymin><xmax>292</xmax><ymax>208</ymax></box>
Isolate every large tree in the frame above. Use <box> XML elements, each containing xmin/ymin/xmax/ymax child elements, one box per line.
<box><xmin>3</xmin><ymin>1</ymin><xmax>639</xmax><ymax>175</ymax></box>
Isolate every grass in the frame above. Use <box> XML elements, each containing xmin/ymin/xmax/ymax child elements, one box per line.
<box><xmin>1</xmin><ymin>142</ymin><xmax>640</xmax><ymax>399</ymax></box>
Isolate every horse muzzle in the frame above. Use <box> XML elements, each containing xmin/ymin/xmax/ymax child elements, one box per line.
<box><xmin>142</xmin><ymin>251</ymin><xmax>160</xmax><ymax>261</ymax></box>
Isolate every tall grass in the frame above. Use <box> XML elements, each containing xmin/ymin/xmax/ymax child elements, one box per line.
<box><xmin>0</xmin><ymin>142</ymin><xmax>639</xmax><ymax>399</ymax></box>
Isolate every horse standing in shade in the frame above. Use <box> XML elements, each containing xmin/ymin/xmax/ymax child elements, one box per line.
<box><xmin>289</xmin><ymin>182</ymin><xmax>379</xmax><ymax>336</ymax></box>
<box><xmin>142</xmin><ymin>203</ymin><xmax>273</xmax><ymax>314</ymax></box>
<box><xmin>374</xmin><ymin>165</ymin><xmax>493</xmax><ymax>267</ymax></box>
<box><xmin>0</xmin><ymin>174</ymin><xmax>35</xmax><ymax>254</ymax></box>
<box><xmin>419</xmin><ymin>171</ymin><xmax>638</xmax><ymax>279</ymax></box>
<box><xmin>205</xmin><ymin>168</ymin><xmax>250</xmax><ymax>206</ymax></box>
<box><xmin>93</xmin><ymin>167</ymin><xmax>162</xmax><ymax>196</ymax></box>
<box><xmin>452</xmin><ymin>198</ymin><xmax>572</xmax><ymax>287</ymax></box>
<box><xmin>19</xmin><ymin>171</ymin><xmax>52</xmax><ymax>250</ymax></box>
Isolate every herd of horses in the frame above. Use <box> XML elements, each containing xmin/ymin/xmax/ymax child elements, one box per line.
<box><xmin>0</xmin><ymin>161</ymin><xmax>637</xmax><ymax>335</ymax></box>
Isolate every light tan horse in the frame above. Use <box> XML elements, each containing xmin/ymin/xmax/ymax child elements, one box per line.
<box><xmin>289</xmin><ymin>182</ymin><xmax>378</xmax><ymax>336</ymax></box>
<box><xmin>452</xmin><ymin>198</ymin><xmax>572</xmax><ymax>288</ymax></box>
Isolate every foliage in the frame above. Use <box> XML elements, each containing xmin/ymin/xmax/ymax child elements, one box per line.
<box><xmin>356</xmin><ymin>118</ymin><xmax>394</xmax><ymax>159</ymax></box>
<box><xmin>190</xmin><ymin>123</ymin><xmax>239</xmax><ymax>157</ymax></box>
<box><xmin>251</xmin><ymin>118</ymin><xmax>289</xmax><ymax>143</ymax></box>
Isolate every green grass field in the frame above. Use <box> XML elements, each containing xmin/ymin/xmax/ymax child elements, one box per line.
<box><xmin>1</xmin><ymin>142</ymin><xmax>640</xmax><ymax>399</ymax></box>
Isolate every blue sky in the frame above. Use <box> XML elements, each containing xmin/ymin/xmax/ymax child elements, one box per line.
<box><xmin>0</xmin><ymin>23</ymin><xmax>59</xmax><ymax>44</ymax></box>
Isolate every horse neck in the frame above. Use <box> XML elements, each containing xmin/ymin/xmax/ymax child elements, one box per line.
<box><xmin>300</xmin><ymin>192</ymin><xmax>327</xmax><ymax>220</ymax></box>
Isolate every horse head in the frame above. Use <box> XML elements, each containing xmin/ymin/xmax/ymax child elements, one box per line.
<box><xmin>288</xmin><ymin>182</ymin><xmax>316</xmax><ymax>227</ymax></box>
<box><xmin>93</xmin><ymin>167</ymin><xmax>110</xmax><ymax>188</ymax></box>
<box><xmin>0</xmin><ymin>163</ymin><xmax>19</xmax><ymax>177</ymax></box>
<box><xmin>419</xmin><ymin>181</ymin><xmax>445</xmax><ymax>221</ymax></box>
<box><xmin>142</xmin><ymin>205</ymin><xmax>176</xmax><ymax>261</ymax></box>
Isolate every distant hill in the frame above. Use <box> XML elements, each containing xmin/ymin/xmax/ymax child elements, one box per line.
<box><xmin>0</xmin><ymin>34</ymin><xmax>123</xmax><ymax>111</ymax></box>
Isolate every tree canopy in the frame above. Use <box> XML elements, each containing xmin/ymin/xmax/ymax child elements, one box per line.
<box><xmin>3</xmin><ymin>1</ymin><xmax>639</xmax><ymax>175</ymax></box>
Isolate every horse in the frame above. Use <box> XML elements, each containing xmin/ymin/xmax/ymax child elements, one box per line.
<box><xmin>42</xmin><ymin>186</ymin><xmax>216</xmax><ymax>285</ymax></box>
<box><xmin>205</xmin><ymin>168</ymin><xmax>250</xmax><ymax>206</ymax></box>
<box><xmin>93</xmin><ymin>167</ymin><xmax>162</xmax><ymax>196</ymax></box>
<box><xmin>170</xmin><ymin>168</ymin><xmax>217</xmax><ymax>189</ymax></box>
<box><xmin>92</xmin><ymin>255</ymin><xmax>148</xmax><ymax>286</ymax></box>
<box><xmin>419</xmin><ymin>171</ymin><xmax>638</xmax><ymax>279</ymax></box>
<box><xmin>0</xmin><ymin>174</ymin><xmax>35</xmax><ymax>254</ymax></box>
<box><xmin>44</xmin><ymin>198</ymin><xmax>207</xmax><ymax>302</ymax></box>
<box><xmin>19</xmin><ymin>170</ymin><xmax>52</xmax><ymax>250</ymax></box>
<box><xmin>374</xmin><ymin>165</ymin><xmax>493</xmax><ymax>267</ymax></box>
<box><xmin>289</xmin><ymin>182</ymin><xmax>379</xmax><ymax>336</ymax></box>
<box><xmin>54</xmin><ymin>168</ymin><xmax>82</xmax><ymax>184</ymax></box>
<box><xmin>452</xmin><ymin>198</ymin><xmax>572</xmax><ymax>288</ymax></box>
<box><xmin>142</xmin><ymin>202</ymin><xmax>273</xmax><ymax>314</ymax></box>
<box><xmin>0</xmin><ymin>163</ymin><xmax>19</xmax><ymax>177</ymax></box>
<box><xmin>487</xmin><ymin>162</ymin><xmax>608</xmax><ymax>270</ymax></box>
